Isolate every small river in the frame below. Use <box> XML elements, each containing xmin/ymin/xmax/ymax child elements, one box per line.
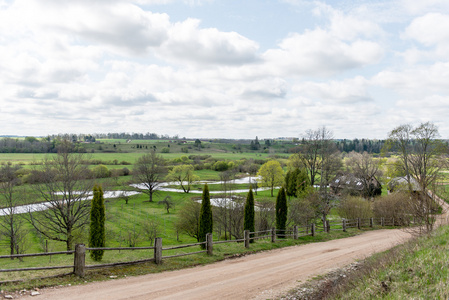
<box><xmin>1</xmin><ymin>177</ymin><xmax>265</xmax><ymax>216</ymax></box>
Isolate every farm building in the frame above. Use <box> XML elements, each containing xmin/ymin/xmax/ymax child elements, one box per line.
<box><xmin>329</xmin><ymin>174</ymin><xmax>381</xmax><ymax>197</ymax></box>
<box><xmin>387</xmin><ymin>176</ymin><xmax>422</xmax><ymax>193</ymax></box>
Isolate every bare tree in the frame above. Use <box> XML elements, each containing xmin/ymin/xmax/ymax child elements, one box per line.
<box><xmin>0</xmin><ymin>163</ymin><xmax>26</xmax><ymax>257</ymax></box>
<box><xmin>297</xmin><ymin>129</ymin><xmax>323</xmax><ymax>187</ymax></box>
<box><xmin>213</xmin><ymin>171</ymin><xmax>235</xmax><ymax>240</ymax></box>
<box><xmin>158</xmin><ymin>195</ymin><xmax>175</xmax><ymax>214</ymax></box>
<box><xmin>255</xmin><ymin>199</ymin><xmax>275</xmax><ymax>232</ymax></box>
<box><xmin>346</xmin><ymin>151</ymin><xmax>383</xmax><ymax>198</ymax></box>
<box><xmin>124</xmin><ymin>224</ymin><xmax>141</xmax><ymax>247</ymax></box>
<box><xmin>175</xmin><ymin>200</ymin><xmax>201</xmax><ymax>241</ymax></box>
<box><xmin>142</xmin><ymin>218</ymin><xmax>160</xmax><ymax>245</ymax></box>
<box><xmin>28</xmin><ymin>140</ymin><xmax>95</xmax><ymax>251</ymax></box>
<box><xmin>386</xmin><ymin>122</ymin><xmax>448</xmax><ymax>233</ymax></box>
<box><xmin>228</xmin><ymin>199</ymin><xmax>244</xmax><ymax>239</ymax></box>
<box><xmin>287</xmin><ymin>197</ymin><xmax>317</xmax><ymax>228</ymax></box>
<box><xmin>133</xmin><ymin>151</ymin><xmax>167</xmax><ymax>202</ymax></box>
<box><xmin>316</xmin><ymin>127</ymin><xmax>342</xmax><ymax>222</ymax></box>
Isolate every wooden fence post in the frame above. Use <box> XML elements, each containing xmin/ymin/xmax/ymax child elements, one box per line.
<box><xmin>154</xmin><ymin>237</ymin><xmax>162</xmax><ymax>265</ymax></box>
<box><xmin>73</xmin><ymin>244</ymin><xmax>86</xmax><ymax>278</ymax></box>
<box><xmin>370</xmin><ymin>218</ymin><xmax>373</xmax><ymax>228</ymax></box>
<box><xmin>293</xmin><ymin>225</ymin><xmax>298</xmax><ymax>240</ymax></box>
<box><xmin>206</xmin><ymin>233</ymin><xmax>213</xmax><ymax>255</ymax></box>
<box><xmin>311</xmin><ymin>223</ymin><xmax>315</xmax><ymax>237</ymax></box>
<box><xmin>244</xmin><ymin>230</ymin><xmax>250</xmax><ymax>248</ymax></box>
<box><xmin>326</xmin><ymin>220</ymin><xmax>330</xmax><ymax>233</ymax></box>
<box><xmin>323</xmin><ymin>219</ymin><xmax>327</xmax><ymax>232</ymax></box>
<box><xmin>342</xmin><ymin>219</ymin><xmax>346</xmax><ymax>232</ymax></box>
<box><xmin>381</xmin><ymin>217</ymin><xmax>384</xmax><ymax>227</ymax></box>
<box><xmin>271</xmin><ymin>227</ymin><xmax>276</xmax><ymax>243</ymax></box>
<box><xmin>357</xmin><ymin>218</ymin><xmax>361</xmax><ymax>230</ymax></box>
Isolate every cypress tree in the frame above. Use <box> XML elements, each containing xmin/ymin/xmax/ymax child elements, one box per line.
<box><xmin>89</xmin><ymin>185</ymin><xmax>105</xmax><ymax>261</ymax></box>
<box><xmin>244</xmin><ymin>188</ymin><xmax>255</xmax><ymax>243</ymax></box>
<box><xmin>198</xmin><ymin>184</ymin><xmax>213</xmax><ymax>249</ymax></box>
<box><xmin>275</xmin><ymin>187</ymin><xmax>288</xmax><ymax>238</ymax></box>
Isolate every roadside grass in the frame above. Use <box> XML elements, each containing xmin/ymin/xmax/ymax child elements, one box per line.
<box><xmin>283</xmin><ymin>224</ymin><xmax>449</xmax><ymax>299</ymax></box>
<box><xmin>0</xmin><ymin>227</ymin><xmax>368</xmax><ymax>292</ymax></box>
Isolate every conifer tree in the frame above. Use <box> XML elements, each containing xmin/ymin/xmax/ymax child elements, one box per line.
<box><xmin>275</xmin><ymin>187</ymin><xmax>287</xmax><ymax>238</ymax></box>
<box><xmin>89</xmin><ymin>185</ymin><xmax>105</xmax><ymax>261</ymax></box>
<box><xmin>244</xmin><ymin>188</ymin><xmax>255</xmax><ymax>243</ymax></box>
<box><xmin>198</xmin><ymin>184</ymin><xmax>213</xmax><ymax>249</ymax></box>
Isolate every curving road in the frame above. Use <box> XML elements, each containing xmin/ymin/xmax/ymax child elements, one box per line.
<box><xmin>38</xmin><ymin>229</ymin><xmax>412</xmax><ymax>300</ymax></box>
<box><xmin>36</xmin><ymin>194</ymin><xmax>449</xmax><ymax>300</ymax></box>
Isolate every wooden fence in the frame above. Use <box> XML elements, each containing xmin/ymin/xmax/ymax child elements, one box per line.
<box><xmin>0</xmin><ymin>217</ymin><xmax>406</xmax><ymax>279</ymax></box>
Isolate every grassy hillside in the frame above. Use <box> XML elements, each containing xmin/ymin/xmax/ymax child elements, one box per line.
<box><xmin>282</xmin><ymin>224</ymin><xmax>449</xmax><ymax>299</ymax></box>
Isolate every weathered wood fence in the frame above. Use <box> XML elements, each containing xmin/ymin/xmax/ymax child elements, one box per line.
<box><xmin>0</xmin><ymin>217</ymin><xmax>406</xmax><ymax>279</ymax></box>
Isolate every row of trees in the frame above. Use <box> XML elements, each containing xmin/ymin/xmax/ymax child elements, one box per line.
<box><xmin>185</xmin><ymin>183</ymin><xmax>287</xmax><ymax>246</ymax></box>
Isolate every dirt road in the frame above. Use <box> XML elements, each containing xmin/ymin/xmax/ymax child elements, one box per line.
<box><xmin>39</xmin><ymin>229</ymin><xmax>413</xmax><ymax>300</ymax></box>
<box><xmin>36</xmin><ymin>197</ymin><xmax>449</xmax><ymax>300</ymax></box>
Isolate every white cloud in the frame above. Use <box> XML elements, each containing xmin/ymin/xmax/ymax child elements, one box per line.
<box><xmin>292</xmin><ymin>77</ymin><xmax>371</xmax><ymax>104</ymax></box>
<box><xmin>159</xmin><ymin>18</ymin><xmax>259</xmax><ymax>66</ymax></box>
<box><xmin>400</xmin><ymin>0</ymin><xmax>449</xmax><ymax>15</ymax></box>
<box><xmin>262</xmin><ymin>29</ymin><xmax>383</xmax><ymax>77</ymax></box>
<box><xmin>404</xmin><ymin>13</ymin><xmax>449</xmax><ymax>47</ymax></box>
<box><xmin>314</xmin><ymin>2</ymin><xmax>384</xmax><ymax>41</ymax></box>
<box><xmin>373</xmin><ymin>62</ymin><xmax>449</xmax><ymax>97</ymax></box>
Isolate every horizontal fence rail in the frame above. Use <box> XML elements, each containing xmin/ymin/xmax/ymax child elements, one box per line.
<box><xmin>0</xmin><ymin>217</ymin><xmax>408</xmax><ymax>278</ymax></box>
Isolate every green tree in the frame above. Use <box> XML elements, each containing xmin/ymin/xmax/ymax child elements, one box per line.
<box><xmin>276</xmin><ymin>187</ymin><xmax>287</xmax><ymax>238</ymax></box>
<box><xmin>257</xmin><ymin>160</ymin><xmax>284</xmax><ymax>197</ymax></box>
<box><xmin>194</xmin><ymin>139</ymin><xmax>202</xmax><ymax>150</ymax></box>
<box><xmin>166</xmin><ymin>164</ymin><xmax>199</xmax><ymax>193</ymax></box>
<box><xmin>285</xmin><ymin>168</ymin><xmax>309</xmax><ymax>198</ymax></box>
<box><xmin>244</xmin><ymin>188</ymin><xmax>255</xmax><ymax>243</ymax></box>
<box><xmin>198</xmin><ymin>184</ymin><xmax>213</xmax><ymax>248</ymax></box>
<box><xmin>89</xmin><ymin>185</ymin><xmax>105</xmax><ymax>261</ymax></box>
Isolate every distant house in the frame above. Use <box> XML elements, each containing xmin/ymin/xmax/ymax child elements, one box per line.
<box><xmin>329</xmin><ymin>174</ymin><xmax>381</xmax><ymax>197</ymax></box>
<box><xmin>387</xmin><ymin>176</ymin><xmax>422</xmax><ymax>194</ymax></box>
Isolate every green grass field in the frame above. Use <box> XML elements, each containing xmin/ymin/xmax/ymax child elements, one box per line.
<box><xmin>326</xmin><ymin>224</ymin><xmax>449</xmax><ymax>299</ymax></box>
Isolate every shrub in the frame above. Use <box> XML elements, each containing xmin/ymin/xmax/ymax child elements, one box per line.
<box><xmin>373</xmin><ymin>192</ymin><xmax>412</xmax><ymax>225</ymax></box>
<box><xmin>93</xmin><ymin>164</ymin><xmax>111</xmax><ymax>178</ymax></box>
<box><xmin>337</xmin><ymin>196</ymin><xmax>373</xmax><ymax>220</ymax></box>
<box><xmin>213</xmin><ymin>161</ymin><xmax>229</xmax><ymax>171</ymax></box>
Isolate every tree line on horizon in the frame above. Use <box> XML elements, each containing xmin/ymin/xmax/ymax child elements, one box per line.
<box><xmin>1</xmin><ymin>133</ymin><xmax>439</xmax><ymax>155</ymax></box>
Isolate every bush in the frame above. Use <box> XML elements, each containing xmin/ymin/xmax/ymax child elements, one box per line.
<box><xmin>337</xmin><ymin>196</ymin><xmax>373</xmax><ymax>220</ymax></box>
<box><xmin>122</xmin><ymin>167</ymin><xmax>130</xmax><ymax>176</ymax></box>
<box><xmin>161</xmin><ymin>147</ymin><xmax>170</xmax><ymax>153</ymax></box>
<box><xmin>213</xmin><ymin>161</ymin><xmax>229</xmax><ymax>171</ymax></box>
<box><xmin>93</xmin><ymin>164</ymin><xmax>111</xmax><ymax>178</ymax></box>
<box><xmin>373</xmin><ymin>192</ymin><xmax>412</xmax><ymax>225</ymax></box>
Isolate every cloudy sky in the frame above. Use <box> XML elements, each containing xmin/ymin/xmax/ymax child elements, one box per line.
<box><xmin>1</xmin><ymin>0</ymin><xmax>448</xmax><ymax>139</ymax></box>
